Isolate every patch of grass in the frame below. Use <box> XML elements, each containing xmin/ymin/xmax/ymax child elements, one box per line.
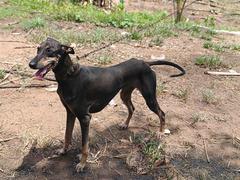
<box><xmin>130</xmin><ymin>22</ymin><xmax>177</xmax><ymax>42</ymax></box>
<box><xmin>143</xmin><ymin>139</ymin><xmax>164</xmax><ymax>168</ymax></box>
<box><xmin>202</xmin><ymin>89</ymin><xmax>217</xmax><ymax>104</ymax></box>
<box><xmin>0</xmin><ymin>69</ymin><xmax>5</xmax><ymax>79</ymax></box>
<box><xmin>134</xmin><ymin>132</ymin><xmax>165</xmax><ymax>169</ymax></box>
<box><xmin>203</xmin><ymin>41</ymin><xmax>240</xmax><ymax>52</ymax></box>
<box><xmin>195</xmin><ymin>55</ymin><xmax>224</xmax><ymax>69</ymax></box>
<box><xmin>175</xmin><ymin>21</ymin><xmax>216</xmax><ymax>40</ymax></box>
<box><xmin>191</xmin><ymin>112</ymin><xmax>208</xmax><ymax>125</ymax></box>
<box><xmin>144</xmin><ymin>22</ymin><xmax>177</xmax><ymax>38</ymax></box>
<box><xmin>174</xmin><ymin>88</ymin><xmax>188</xmax><ymax>103</ymax></box>
<box><xmin>230</xmin><ymin>44</ymin><xmax>240</xmax><ymax>51</ymax></box>
<box><xmin>21</xmin><ymin>17</ymin><xmax>46</xmax><ymax>31</ymax></box>
<box><xmin>130</xmin><ymin>32</ymin><xmax>142</xmax><ymax>40</ymax></box>
<box><xmin>203</xmin><ymin>41</ymin><xmax>225</xmax><ymax>52</ymax></box>
<box><xmin>9</xmin><ymin>0</ymin><xmax>167</xmax><ymax>28</ymax></box>
<box><xmin>29</xmin><ymin>27</ymin><xmax>119</xmax><ymax>45</ymax></box>
<box><xmin>203</xmin><ymin>16</ymin><xmax>216</xmax><ymax>28</ymax></box>
<box><xmin>97</xmin><ymin>54</ymin><xmax>112</xmax><ymax>65</ymax></box>
<box><xmin>0</xmin><ymin>6</ymin><xmax>24</xmax><ymax>20</ymax></box>
<box><xmin>149</xmin><ymin>36</ymin><xmax>163</xmax><ymax>47</ymax></box>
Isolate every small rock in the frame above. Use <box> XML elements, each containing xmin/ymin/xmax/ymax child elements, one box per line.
<box><xmin>110</xmin><ymin>45</ymin><xmax>116</xmax><ymax>49</ymax></box>
<box><xmin>121</xmin><ymin>31</ymin><xmax>130</xmax><ymax>36</ymax></box>
<box><xmin>151</xmin><ymin>54</ymin><xmax>165</xmax><ymax>60</ymax></box>
<box><xmin>120</xmin><ymin>139</ymin><xmax>130</xmax><ymax>144</ymax></box>
<box><xmin>45</xmin><ymin>85</ymin><xmax>57</xmax><ymax>92</ymax></box>
<box><xmin>109</xmin><ymin>99</ymin><xmax>117</xmax><ymax>106</ymax></box>
<box><xmin>164</xmin><ymin>129</ymin><xmax>171</xmax><ymax>135</ymax></box>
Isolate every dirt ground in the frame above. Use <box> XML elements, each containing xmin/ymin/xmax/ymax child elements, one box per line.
<box><xmin>0</xmin><ymin>0</ymin><xmax>240</xmax><ymax>179</ymax></box>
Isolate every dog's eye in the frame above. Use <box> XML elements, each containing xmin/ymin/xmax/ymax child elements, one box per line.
<box><xmin>46</xmin><ymin>48</ymin><xmax>52</xmax><ymax>53</ymax></box>
<box><xmin>37</xmin><ymin>47</ymin><xmax>40</xmax><ymax>53</ymax></box>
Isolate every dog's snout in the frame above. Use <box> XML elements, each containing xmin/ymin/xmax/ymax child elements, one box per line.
<box><xmin>29</xmin><ymin>60</ymin><xmax>37</xmax><ymax>69</ymax></box>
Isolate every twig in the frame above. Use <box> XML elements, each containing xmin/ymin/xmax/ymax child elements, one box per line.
<box><xmin>196</xmin><ymin>25</ymin><xmax>240</xmax><ymax>36</ymax></box>
<box><xmin>186</xmin><ymin>8</ymin><xmax>211</xmax><ymax>12</ymax></box>
<box><xmin>95</xmin><ymin>131</ymin><xmax>112</xmax><ymax>143</ymax></box>
<box><xmin>112</xmin><ymin>154</ymin><xmax>128</xmax><ymax>159</ymax></box>
<box><xmin>234</xmin><ymin>136</ymin><xmax>240</xmax><ymax>144</ymax></box>
<box><xmin>0</xmin><ymin>84</ymin><xmax>55</xmax><ymax>89</ymax></box>
<box><xmin>88</xmin><ymin>140</ymin><xmax>108</xmax><ymax>164</ymax></box>
<box><xmin>0</xmin><ymin>74</ymin><xmax>10</xmax><ymax>83</ymax></box>
<box><xmin>205</xmin><ymin>71</ymin><xmax>240</xmax><ymax>76</ymax></box>
<box><xmin>0</xmin><ymin>137</ymin><xmax>18</xmax><ymax>143</ymax></box>
<box><xmin>14</xmin><ymin>46</ymin><xmax>35</xmax><ymax>49</ymax></box>
<box><xmin>2</xmin><ymin>69</ymin><xmax>56</xmax><ymax>82</ymax></box>
<box><xmin>0</xmin><ymin>40</ymin><xmax>26</xmax><ymax>43</ymax></box>
<box><xmin>107</xmin><ymin>126</ymin><xmax>119</xmax><ymax>142</ymax></box>
<box><xmin>113</xmin><ymin>168</ymin><xmax>122</xmax><ymax>175</ymax></box>
<box><xmin>0</xmin><ymin>77</ymin><xmax>22</xmax><ymax>86</ymax></box>
<box><xmin>8</xmin><ymin>21</ymin><xmax>20</xmax><ymax>26</ymax></box>
<box><xmin>203</xmin><ymin>138</ymin><xmax>210</xmax><ymax>163</ymax></box>
<box><xmin>0</xmin><ymin>168</ymin><xmax>4</xmax><ymax>173</ymax></box>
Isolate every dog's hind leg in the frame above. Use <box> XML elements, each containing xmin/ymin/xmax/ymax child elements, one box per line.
<box><xmin>139</xmin><ymin>72</ymin><xmax>166</xmax><ymax>134</ymax></box>
<box><xmin>119</xmin><ymin>87</ymin><xmax>135</xmax><ymax>130</ymax></box>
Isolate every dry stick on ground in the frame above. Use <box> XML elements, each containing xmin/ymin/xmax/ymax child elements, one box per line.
<box><xmin>203</xmin><ymin>138</ymin><xmax>210</xmax><ymax>163</ymax></box>
<box><xmin>0</xmin><ymin>40</ymin><xmax>27</xmax><ymax>43</ymax></box>
<box><xmin>0</xmin><ymin>77</ymin><xmax>22</xmax><ymax>86</ymax></box>
<box><xmin>14</xmin><ymin>46</ymin><xmax>36</xmax><ymax>49</ymax></box>
<box><xmin>2</xmin><ymin>69</ymin><xmax>56</xmax><ymax>82</ymax></box>
<box><xmin>107</xmin><ymin>126</ymin><xmax>120</xmax><ymax>142</ymax></box>
<box><xmin>205</xmin><ymin>71</ymin><xmax>240</xmax><ymax>76</ymax></box>
<box><xmin>197</xmin><ymin>25</ymin><xmax>240</xmax><ymax>36</ymax></box>
<box><xmin>0</xmin><ymin>137</ymin><xmax>18</xmax><ymax>143</ymax></box>
<box><xmin>0</xmin><ymin>84</ymin><xmax>55</xmax><ymax>89</ymax></box>
<box><xmin>0</xmin><ymin>74</ymin><xmax>10</xmax><ymax>84</ymax></box>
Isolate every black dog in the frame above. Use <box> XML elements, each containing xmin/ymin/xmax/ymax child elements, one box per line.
<box><xmin>29</xmin><ymin>37</ymin><xmax>185</xmax><ymax>172</ymax></box>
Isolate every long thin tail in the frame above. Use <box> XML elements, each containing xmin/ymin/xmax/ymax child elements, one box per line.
<box><xmin>146</xmin><ymin>60</ymin><xmax>186</xmax><ymax>77</ymax></box>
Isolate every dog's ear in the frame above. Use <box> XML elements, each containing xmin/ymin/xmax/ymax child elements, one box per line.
<box><xmin>61</xmin><ymin>45</ymin><xmax>75</xmax><ymax>54</ymax></box>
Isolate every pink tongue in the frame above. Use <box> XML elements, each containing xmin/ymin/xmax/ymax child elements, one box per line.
<box><xmin>35</xmin><ymin>67</ymin><xmax>48</xmax><ymax>80</ymax></box>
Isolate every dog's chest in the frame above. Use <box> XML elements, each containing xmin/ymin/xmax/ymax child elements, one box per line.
<box><xmin>57</xmin><ymin>86</ymin><xmax>78</xmax><ymax>104</ymax></box>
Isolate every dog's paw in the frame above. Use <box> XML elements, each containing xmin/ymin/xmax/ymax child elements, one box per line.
<box><xmin>76</xmin><ymin>162</ymin><xmax>86</xmax><ymax>173</ymax></box>
<box><xmin>55</xmin><ymin>148</ymin><xmax>67</xmax><ymax>156</ymax></box>
<box><xmin>118</xmin><ymin>123</ymin><xmax>128</xmax><ymax>130</ymax></box>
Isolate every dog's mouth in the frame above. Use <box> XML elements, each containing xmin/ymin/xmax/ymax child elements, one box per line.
<box><xmin>35</xmin><ymin>63</ymin><xmax>54</xmax><ymax>80</ymax></box>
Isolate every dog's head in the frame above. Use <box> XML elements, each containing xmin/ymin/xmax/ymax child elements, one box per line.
<box><xmin>29</xmin><ymin>37</ymin><xmax>75</xmax><ymax>80</ymax></box>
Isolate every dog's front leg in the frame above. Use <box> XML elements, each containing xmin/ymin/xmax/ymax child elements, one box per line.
<box><xmin>56</xmin><ymin>108</ymin><xmax>76</xmax><ymax>155</ymax></box>
<box><xmin>76</xmin><ymin>114</ymin><xmax>91</xmax><ymax>172</ymax></box>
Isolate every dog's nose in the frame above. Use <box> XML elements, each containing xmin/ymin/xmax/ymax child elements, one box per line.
<box><xmin>29</xmin><ymin>61</ymin><xmax>37</xmax><ymax>69</ymax></box>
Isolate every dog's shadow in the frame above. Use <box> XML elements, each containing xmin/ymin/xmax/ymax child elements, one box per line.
<box><xmin>15</xmin><ymin>124</ymin><xmax>146</xmax><ymax>179</ymax></box>
<box><xmin>15</xmin><ymin>140</ymin><xmax>82</xmax><ymax>178</ymax></box>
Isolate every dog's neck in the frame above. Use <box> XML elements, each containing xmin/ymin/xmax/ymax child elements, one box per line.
<box><xmin>53</xmin><ymin>54</ymin><xmax>79</xmax><ymax>82</ymax></box>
